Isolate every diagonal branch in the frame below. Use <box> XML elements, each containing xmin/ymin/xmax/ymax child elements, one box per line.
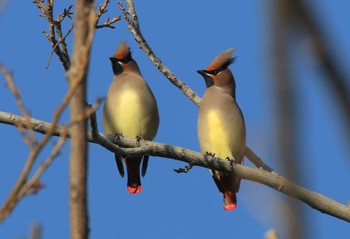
<box><xmin>290</xmin><ymin>0</ymin><xmax>350</xmax><ymax>139</ymax></box>
<box><xmin>118</xmin><ymin>0</ymin><xmax>201</xmax><ymax>106</ymax></box>
<box><xmin>17</xmin><ymin>131</ymin><xmax>68</xmax><ymax>199</ymax></box>
<box><xmin>0</xmin><ymin>64</ymin><xmax>36</xmax><ymax>146</ymax></box>
<box><xmin>1</xmin><ymin>111</ymin><xmax>350</xmax><ymax>223</ymax></box>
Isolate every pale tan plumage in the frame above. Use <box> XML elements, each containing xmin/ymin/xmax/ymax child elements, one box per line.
<box><xmin>197</xmin><ymin>48</ymin><xmax>246</xmax><ymax>210</ymax></box>
<box><xmin>103</xmin><ymin>41</ymin><xmax>159</xmax><ymax>194</ymax></box>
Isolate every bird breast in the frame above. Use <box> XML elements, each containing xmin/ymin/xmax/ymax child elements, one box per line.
<box><xmin>103</xmin><ymin>77</ymin><xmax>159</xmax><ymax>140</ymax></box>
<box><xmin>198</xmin><ymin>91</ymin><xmax>245</xmax><ymax>161</ymax></box>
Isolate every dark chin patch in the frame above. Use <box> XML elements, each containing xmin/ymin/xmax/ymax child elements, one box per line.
<box><xmin>197</xmin><ymin>70</ymin><xmax>214</xmax><ymax>88</ymax></box>
<box><xmin>110</xmin><ymin>59</ymin><xmax>124</xmax><ymax>75</ymax></box>
<box><xmin>203</xmin><ymin>74</ymin><xmax>214</xmax><ymax>88</ymax></box>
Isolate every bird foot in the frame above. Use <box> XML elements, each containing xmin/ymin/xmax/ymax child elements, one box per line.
<box><xmin>226</xmin><ymin>157</ymin><xmax>236</xmax><ymax>167</ymax></box>
<box><xmin>114</xmin><ymin>133</ymin><xmax>124</xmax><ymax>143</ymax></box>
<box><xmin>174</xmin><ymin>164</ymin><xmax>193</xmax><ymax>174</ymax></box>
<box><xmin>206</xmin><ymin>152</ymin><xmax>216</xmax><ymax>157</ymax></box>
<box><xmin>136</xmin><ymin>136</ymin><xmax>145</xmax><ymax>146</ymax></box>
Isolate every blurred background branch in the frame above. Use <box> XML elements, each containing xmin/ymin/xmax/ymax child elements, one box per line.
<box><xmin>290</xmin><ymin>0</ymin><xmax>350</xmax><ymax>142</ymax></box>
<box><xmin>270</xmin><ymin>1</ymin><xmax>349</xmax><ymax>238</ymax></box>
<box><xmin>271</xmin><ymin>1</ymin><xmax>307</xmax><ymax>239</ymax></box>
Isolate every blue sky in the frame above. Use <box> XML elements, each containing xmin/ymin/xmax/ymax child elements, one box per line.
<box><xmin>1</xmin><ymin>0</ymin><xmax>349</xmax><ymax>238</ymax></box>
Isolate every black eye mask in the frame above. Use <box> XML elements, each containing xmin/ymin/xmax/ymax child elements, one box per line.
<box><xmin>110</xmin><ymin>51</ymin><xmax>133</xmax><ymax>64</ymax></box>
<box><xmin>109</xmin><ymin>51</ymin><xmax>133</xmax><ymax>75</ymax></box>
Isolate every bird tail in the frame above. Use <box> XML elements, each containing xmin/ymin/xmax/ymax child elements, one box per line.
<box><xmin>221</xmin><ymin>172</ymin><xmax>239</xmax><ymax>211</ymax></box>
<box><xmin>114</xmin><ymin>154</ymin><xmax>125</xmax><ymax>177</ymax></box>
<box><xmin>211</xmin><ymin>170</ymin><xmax>240</xmax><ymax>211</ymax></box>
<box><xmin>125</xmin><ymin>157</ymin><xmax>143</xmax><ymax>194</ymax></box>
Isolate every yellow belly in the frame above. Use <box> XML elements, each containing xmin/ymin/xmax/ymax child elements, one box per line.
<box><xmin>204</xmin><ymin>110</ymin><xmax>233</xmax><ymax>159</ymax></box>
<box><xmin>104</xmin><ymin>89</ymin><xmax>144</xmax><ymax>138</ymax></box>
<box><xmin>117</xmin><ymin>90</ymin><xmax>142</xmax><ymax>137</ymax></box>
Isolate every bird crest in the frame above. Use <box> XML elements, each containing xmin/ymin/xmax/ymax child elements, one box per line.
<box><xmin>113</xmin><ymin>41</ymin><xmax>131</xmax><ymax>61</ymax></box>
<box><xmin>205</xmin><ymin>48</ymin><xmax>236</xmax><ymax>72</ymax></box>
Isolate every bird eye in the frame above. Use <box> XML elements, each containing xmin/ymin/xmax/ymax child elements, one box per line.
<box><xmin>205</xmin><ymin>69</ymin><xmax>220</xmax><ymax>76</ymax></box>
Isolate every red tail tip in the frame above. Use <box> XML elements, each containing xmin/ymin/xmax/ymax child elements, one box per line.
<box><xmin>223</xmin><ymin>203</ymin><xmax>237</xmax><ymax>211</ymax></box>
<box><xmin>127</xmin><ymin>185</ymin><xmax>142</xmax><ymax>194</ymax></box>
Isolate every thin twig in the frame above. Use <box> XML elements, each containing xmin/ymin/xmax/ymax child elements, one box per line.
<box><xmin>0</xmin><ymin>60</ymin><xmax>89</xmax><ymax>221</ymax></box>
<box><xmin>0</xmin><ymin>64</ymin><xmax>36</xmax><ymax>146</ymax></box>
<box><xmin>56</xmin><ymin>5</ymin><xmax>73</xmax><ymax>63</ymax></box>
<box><xmin>95</xmin><ymin>0</ymin><xmax>121</xmax><ymax>29</ymax></box>
<box><xmin>244</xmin><ymin>146</ymin><xmax>274</xmax><ymax>172</ymax></box>
<box><xmin>46</xmin><ymin>17</ymin><xmax>74</xmax><ymax>70</ymax></box>
<box><xmin>17</xmin><ymin>130</ymin><xmax>68</xmax><ymax>199</ymax></box>
<box><xmin>33</xmin><ymin>0</ymin><xmax>71</xmax><ymax>70</ymax></box>
<box><xmin>95</xmin><ymin>16</ymin><xmax>121</xmax><ymax>29</ymax></box>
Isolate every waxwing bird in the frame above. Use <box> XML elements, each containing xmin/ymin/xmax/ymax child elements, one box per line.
<box><xmin>103</xmin><ymin>41</ymin><xmax>159</xmax><ymax>194</ymax></box>
<box><xmin>197</xmin><ymin>48</ymin><xmax>246</xmax><ymax>210</ymax></box>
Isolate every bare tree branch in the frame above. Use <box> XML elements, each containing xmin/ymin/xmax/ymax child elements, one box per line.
<box><xmin>117</xmin><ymin>0</ymin><xmax>201</xmax><ymax>106</ymax></box>
<box><xmin>46</xmin><ymin>17</ymin><xmax>74</xmax><ymax>70</ymax></box>
<box><xmin>1</xmin><ymin>111</ymin><xmax>350</xmax><ymax>223</ymax></box>
<box><xmin>285</xmin><ymin>0</ymin><xmax>350</xmax><ymax>146</ymax></box>
<box><xmin>0</xmin><ymin>64</ymin><xmax>36</xmax><ymax>146</ymax></box>
<box><xmin>244</xmin><ymin>146</ymin><xmax>274</xmax><ymax>172</ymax></box>
<box><xmin>17</xmin><ymin>131</ymin><xmax>67</xmax><ymax>198</ymax></box>
<box><xmin>95</xmin><ymin>0</ymin><xmax>121</xmax><ymax>29</ymax></box>
<box><xmin>34</xmin><ymin>0</ymin><xmax>72</xmax><ymax>70</ymax></box>
<box><xmin>0</xmin><ymin>55</ymin><xmax>87</xmax><ymax>221</ymax></box>
<box><xmin>65</xmin><ymin>0</ymin><xmax>95</xmax><ymax>238</ymax></box>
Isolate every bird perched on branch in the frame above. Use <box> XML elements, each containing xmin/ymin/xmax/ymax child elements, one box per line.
<box><xmin>103</xmin><ymin>41</ymin><xmax>159</xmax><ymax>194</ymax></box>
<box><xmin>197</xmin><ymin>48</ymin><xmax>246</xmax><ymax>210</ymax></box>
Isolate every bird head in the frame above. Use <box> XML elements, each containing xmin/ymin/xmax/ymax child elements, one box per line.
<box><xmin>197</xmin><ymin>48</ymin><xmax>236</xmax><ymax>89</ymax></box>
<box><xmin>109</xmin><ymin>41</ymin><xmax>140</xmax><ymax>75</ymax></box>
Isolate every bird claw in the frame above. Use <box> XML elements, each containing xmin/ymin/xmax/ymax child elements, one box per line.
<box><xmin>226</xmin><ymin>157</ymin><xmax>236</xmax><ymax>167</ymax></box>
<box><xmin>114</xmin><ymin>133</ymin><xmax>123</xmax><ymax>143</ymax></box>
<box><xmin>206</xmin><ymin>152</ymin><xmax>216</xmax><ymax>157</ymax></box>
<box><xmin>136</xmin><ymin>136</ymin><xmax>145</xmax><ymax>146</ymax></box>
<box><xmin>174</xmin><ymin>164</ymin><xmax>193</xmax><ymax>174</ymax></box>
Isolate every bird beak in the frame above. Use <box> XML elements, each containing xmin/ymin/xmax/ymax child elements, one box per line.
<box><xmin>197</xmin><ymin>70</ymin><xmax>214</xmax><ymax>88</ymax></box>
<box><xmin>109</xmin><ymin>57</ymin><xmax>118</xmax><ymax>63</ymax></box>
<box><xmin>197</xmin><ymin>70</ymin><xmax>207</xmax><ymax>76</ymax></box>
